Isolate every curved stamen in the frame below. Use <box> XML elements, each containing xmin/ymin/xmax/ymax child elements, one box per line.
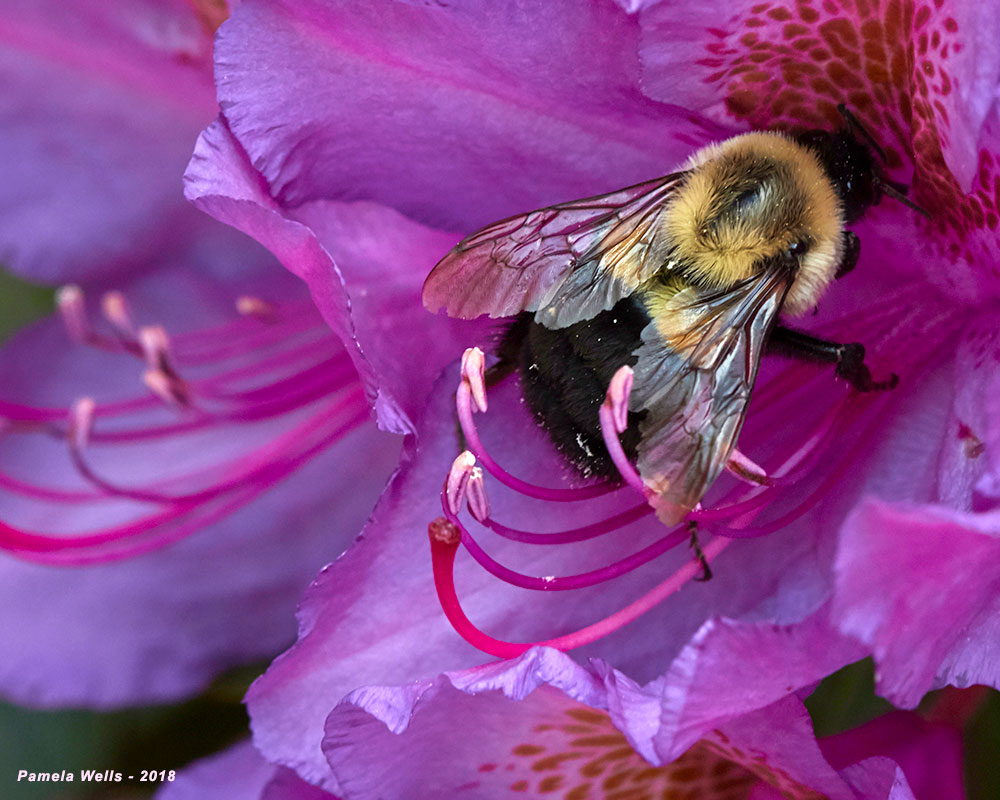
<box><xmin>429</xmin><ymin>517</ymin><xmax>729</xmax><ymax>658</ymax></box>
<box><xmin>465</xmin><ymin>467</ymin><xmax>490</xmax><ymax>522</ymax></box>
<box><xmin>445</xmin><ymin>451</ymin><xmax>476</xmax><ymax>515</ymax></box>
<box><xmin>56</xmin><ymin>285</ymin><xmax>92</xmax><ymax>345</ymax></box>
<box><xmin>3</xmin><ymin>403</ymin><xmax>370</xmax><ymax>566</ymax></box>
<box><xmin>1</xmin><ymin>286</ymin><xmax>371</xmax><ymax>565</ymax></box>
<box><xmin>66</xmin><ymin>389</ymin><xmax>363</xmax><ymax>505</ymax></box>
<box><xmin>443</xmin><ymin>499</ymin><xmax>690</xmax><ymax>591</ymax></box>
<box><xmin>456</xmin><ymin>348</ymin><xmax>616</xmax><ymax>502</ymax></box>
<box><xmin>598</xmin><ymin>366</ymin><xmax>650</xmax><ymax>499</ymax></box>
<box><xmin>484</xmin><ymin>502</ymin><xmax>652</xmax><ymax>545</ymax></box>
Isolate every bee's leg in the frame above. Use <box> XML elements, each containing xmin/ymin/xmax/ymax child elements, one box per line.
<box><xmin>835</xmin><ymin>231</ymin><xmax>860</xmax><ymax>279</ymax></box>
<box><xmin>688</xmin><ymin>520</ymin><xmax>713</xmax><ymax>582</ymax></box>
<box><xmin>768</xmin><ymin>326</ymin><xmax>899</xmax><ymax>392</ymax></box>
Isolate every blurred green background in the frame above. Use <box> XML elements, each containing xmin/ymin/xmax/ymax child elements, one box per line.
<box><xmin>1</xmin><ymin>267</ymin><xmax>998</xmax><ymax>799</ymax></box>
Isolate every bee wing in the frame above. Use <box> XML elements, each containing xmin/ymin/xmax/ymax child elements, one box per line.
<box><xmin>629</xmin><ymin>268</ymin><xmax>791</xmax><ymax>525</ymax></box>
<box><xmin>423</xmin><ymin>173</ymin><xmax>686</xmax><ymax>329</ymax></box>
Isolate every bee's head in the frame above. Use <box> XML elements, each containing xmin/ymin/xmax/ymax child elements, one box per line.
<box><xmin>795</xmin><ymin>128</ymin><xmax>881</xmax><ymax>224</ymax></box>
<box><xmin>796</xmin><ymin>105</ymin><xmax>929</xmax><ymax>224</ymax></box>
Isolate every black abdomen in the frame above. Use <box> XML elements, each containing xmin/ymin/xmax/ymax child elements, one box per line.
<box><xmin>497</xmin><ymin>298</ymin><xmax>650</xmax><ymax>478</ymax></box>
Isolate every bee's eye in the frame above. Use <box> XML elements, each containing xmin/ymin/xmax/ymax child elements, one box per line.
<box><xmin>785</xmin><ymin>239</ymin><xmax>809</xmax><ymax>259</ymax></box>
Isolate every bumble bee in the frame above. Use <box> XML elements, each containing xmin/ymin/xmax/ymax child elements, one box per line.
<box><xmin>423</xmin><ymin>106</ymin><xmax>925</xmax><ymax>526</ymax></box>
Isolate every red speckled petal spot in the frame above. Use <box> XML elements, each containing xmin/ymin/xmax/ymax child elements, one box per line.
<box><xmin>639</xmin><ymin>0</ymin><xmax>1000</xmax><ymax>299</ymax></box>
<box><xmin>489</xmin><ymin>706</ymin><xmax>828</xmax><ymax>799</ymax></box>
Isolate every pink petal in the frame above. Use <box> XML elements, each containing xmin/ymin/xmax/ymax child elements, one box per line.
<box><xmin>636</xmin><ymin>1</ymin><xmax>1000</xmax><ymax>306</ymax></box>
<box><xmin>637</xmin><ymin>0</ymin><xmax>1000</xmax><ymax>192</ymax></box>
<box><xmin>650</xmin><ymin>608</ymin><xmax>866</xmax><ymax>760</ymax></box>
<box><xmin>0</xmin><ymin>0</ymin><xmax>219</xmax><ymax>283</ymax></box>
<box><xmin>319</xmin><ymin>650</ymin><xmax>914</xmax><ymax>800</ymax></box>
<box><xmin>940</xmin><ymin>316</ymin><xmax>1000</xmax><ymax>509</ymax></box>
<box><xmin>185</xmin><ymin>119</ymin><xmax>487</xmax><ymax>434</ymax></box>
<box><xmin>820</xmin><ymin>712</ymin><xmax>965</xmax><ymax>800</ymax></box>
<box><xmin>213</xmin><ymin>0</ymin><xmax>713</xmax><ymax>233</ymax></box>
<box><xmin>156</xmin><ymin>740</ymin><xmax>337</xmax><ymax>800</ymax></box>
<box><xmin>832</xmin><ymin>498</ymin><xmax>1000</xmax><ymax>707</ymax></box>
<box><xmin>156</xmin><ymin>741</ymin><xmax>277</xmax><ymax>800</ymax></box>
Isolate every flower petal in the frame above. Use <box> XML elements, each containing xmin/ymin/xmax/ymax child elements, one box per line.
<box><xmin>319</xmin><ymin>650</ymin><xmax>913</xmax><ymax>800</ymax></box>
<box><xmin>156</xmin><ymin>740</ymin><xmax>337</xmax><ymax>800</ymax></box>
<box><xmin>0</xmin><ymin>422</ymin><xmax>395</xmax><ymax>708</ymax></box>
<box><xmin>940</xmin><ymin>318</ymin><xmax>1000</xmax><ymax>509</ymax></box>
<box><xmin>832</xmin><ymin>498</ymin><xmax>1000</xmax><ymax>707</ymax></box>
<box><xmin>185</xmin><ymin>118</ymin><xmax>488</xmax><ymax>434</ymax></box>
<box><xmin>156</xmin><ymin>741</ymin><xmax>277</xmax><ymax>800</ymax></box>
<box><xmin>213</xmin><ymin>0</ymin><xmax>714</xmax><ymax>232</ymax></box>
<box><xmin>650</xmin><ymin>608</ymin><xmax>866</xmax><ymax>760</ymax></box>
<box><xmin>0</xmin><ymin>0</ymin><xmax>219</xmax><ymax>283</ymax></box>
<box><xmin>820</xmin><ymin>712</ymin><xmax>965</xmax><ymax>800</ymax></box>
<box><xmin>637</xmin><ymin>0</ymin><xmax>1000</xmax><ymax>191</ymax></box>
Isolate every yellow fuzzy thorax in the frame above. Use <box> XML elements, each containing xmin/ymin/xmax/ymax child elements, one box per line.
<box><xmin>662</xmin><ymin>132</ymin><xmax>844</xmax><ymax>315</ymax></box>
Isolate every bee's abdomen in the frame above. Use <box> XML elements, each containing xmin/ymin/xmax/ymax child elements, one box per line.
<box><xmin>498</xmin><ymin>298</ymin><xmax>650</xmax><ymax>478</ymax></box>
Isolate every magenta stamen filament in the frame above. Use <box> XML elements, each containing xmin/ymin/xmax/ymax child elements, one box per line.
<box><xmin>442</xmin><ymin>497</ymin><xmax>688</xmax><ymax>591</ymax></box>
<box><xmin>430</xmin><ymin>517</ymin><xmax>730</xmax><ymax>659</ymax></box>
<box><xmin>0</xmin><ymin>288</ymin><xmax>369</xmax><ymax>565</ymax></box>
<box><xmin>431</xmin><ymin>309</ymin><xmax>941</xmax><ymax>656</ymax></box>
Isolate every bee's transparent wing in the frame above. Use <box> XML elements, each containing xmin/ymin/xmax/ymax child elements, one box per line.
<box><xmin>422</xmin><ymin>173</ymin><xmax>685</xmax><ymax>329</ymax></box>
<box><xmin>629</xmin><ymin>269</ymin><xmax>791</xmax><ymax>525</ymax></box>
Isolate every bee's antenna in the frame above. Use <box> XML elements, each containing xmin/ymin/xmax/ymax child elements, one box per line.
<box><xmin>837</xmin><ymin>104</ymin><xmax>930</xmax><ymax>219</ymax></box>
<box><xmin>876</xmin><ymin>178</ymin><xmax>932</xmax><ymax>218</ymax></box>
<box><xmin>837</xmin><ymin>103</ymin><xmax>887</xmax><ymax>163</ymax></box>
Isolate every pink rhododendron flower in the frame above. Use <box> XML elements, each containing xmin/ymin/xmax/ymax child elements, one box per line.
<box><xmin>0</xmin><ymin>0</ymin><xmax>407</xmax><ymax>706</ymax></box>
<box><xmin>160</xmin><ymin>655</ymin><xmax>966</xmax><ymax>799</ymax></box>
<box><xmin>181</xmin><ymin>0</ymin><xmax>999</xmax><ymax>794</ymax></box>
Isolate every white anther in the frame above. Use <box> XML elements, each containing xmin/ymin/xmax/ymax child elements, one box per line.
<box><xmin>726</xmin><ymin>449</ymin><xmax>771</xmax><ymax>486</ymax></box>
<box><xmin>56</xmin><ymin>285</ymin><xmax>89</xmax><ymax>343</ymax></box>
<box><xmin>101</xmin><ymin>291</ymin><xmax>136</xmax><ymax>338</ymax></box>
<box><xmin>605</xmin><ymin>365</ymin><xmax>634</xmax><ymax>434</ymax></box>
<box><xmin>69</xmin><ymin>397</ymin><xmax>96</xmax><ymax>450</ymax></box>
<box><xmin>445</xmin><ymin>451</ymin><xmax>477</xmax><ymax>514</ymax></box>
<box><xmin>460</xmin><ymin>347</ymin><xmax>488</xmax><ymax>413</ymax></box>
<box><xmin>465</xmin><ymin>467</ymin><xmax>490</xmax><ymax>522</ymax></box>
<box><xmin>139</xmin><ymin>326</ymin><xmax>174</xmax><ymax>373</ymax></box>
<box><xmin>143</xmin><ymin>369</ymin><xmax>189</xmax><ymax>408</ymax></box>
<box><xmin>236</xmin><ymin>296</ymin><xmax>278</xmax><ymax>321</ymax></box>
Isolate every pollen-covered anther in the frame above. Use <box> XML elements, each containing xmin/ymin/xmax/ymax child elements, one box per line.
<box><xmin>100</xmin><ymin>291</ymin><xmax>137</xmax><ymax>339</ymax></box>
<box><xmin>68</xmin><ymin>397</ymin><xmax>96</xmax><ymax>451</ymax></box>
<box><xmin>143</xmin><ymin>368</ymin><xmax>191</xmax><ymax>408</ymax></box>
<box><xmin>460</xmin><ymin>347</ymin><xmax>488</xmax><ymax>413</ymax></box>
<box><xmin>56</xmin><ymin>285</ymin><xmax>90</xmax><ymax>343</ymax></box>
<box><xmin>236</xmin><ymin>295</ymin><xmax>279</xmax><ymax>322</ymax></box>
<box><xmin>446</xmin><ymin>450</ymin><xmax>478</xmax><ymax>514</ymax></box>
<box><xmin>428</xmin><ymin>516</ymin><xmax>461</xmax><ymax>547</ymax></box>
<box><xmin>465</xmin><ymin>467</ymin><xmax>490</xmax><ymax>522</ymax></box>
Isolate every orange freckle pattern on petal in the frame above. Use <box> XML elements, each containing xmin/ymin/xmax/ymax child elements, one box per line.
<box><xmin>490</xmin><ymin>705</ymin><xmax>835</xmax><ymax>799</ymax></box>
<box><xmin>688</xmin><ymin>0</ymin><xmax>1000</xmax><ymax>299</ymax></box>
